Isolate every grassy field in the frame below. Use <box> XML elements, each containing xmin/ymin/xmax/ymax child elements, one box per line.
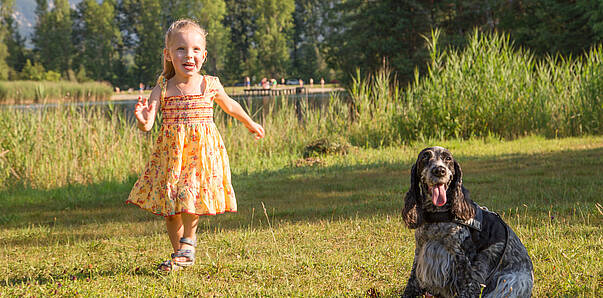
<box><xmin>1</xmin><ymin>136</ymin><xmax>601</xmax><ymax>297</ymax></box>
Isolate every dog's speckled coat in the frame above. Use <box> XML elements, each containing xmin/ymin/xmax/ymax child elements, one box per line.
<box><xmin>401</xmin><ymin>147</ymin><xmax>533</xmax><ymax>298</ymax></box>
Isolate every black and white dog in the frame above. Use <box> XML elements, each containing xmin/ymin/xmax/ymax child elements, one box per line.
<box><xmin>401</xmin><ymin>147</ymin><xmax>534</xmax><ymax>298</ymax></box>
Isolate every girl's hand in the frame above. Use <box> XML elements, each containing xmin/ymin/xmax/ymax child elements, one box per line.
<box><xmin>245</xmin><ymin>121</ymin><xmax>265</xmax><ymax>140</ymax></box>
<box><xmin>134</xmin><ymin>96</ymin><xmax>157</xmax><ymax>126</ymax></box>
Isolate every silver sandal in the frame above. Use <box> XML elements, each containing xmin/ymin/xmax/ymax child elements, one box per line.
<box><xmin>173</xmin><ymin>237</ymin><xmax>196</xmax><ymax>267</ymax></box>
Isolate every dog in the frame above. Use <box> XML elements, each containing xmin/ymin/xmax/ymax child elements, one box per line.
<box><xmin>401</xmin><ymin>147</ymin><xmax>534</xmax><ymax>298</ymax></box>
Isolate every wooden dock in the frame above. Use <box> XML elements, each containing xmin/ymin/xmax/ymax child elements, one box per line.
<box><xmin>243</xmin><ymin>87</ymin><xmax>304</xmax><ymax>96</ymax></box>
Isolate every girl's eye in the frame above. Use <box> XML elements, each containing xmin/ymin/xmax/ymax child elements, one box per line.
<box><xmin>177</xmin><ymin>47</ymin><xmax>184</xmax><ymax>51</ymax></box>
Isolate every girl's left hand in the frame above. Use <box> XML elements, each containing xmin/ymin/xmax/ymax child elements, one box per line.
<box><xmin>245</xmin><ymin>121</ymin><xmax>265</xmax><ymax>140</ymax></box>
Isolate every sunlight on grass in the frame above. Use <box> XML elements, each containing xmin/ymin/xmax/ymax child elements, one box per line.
<box><xmin>1</xmin><ymin>136</ymin><xmax>601</xmax><ymax>296</ymax></box>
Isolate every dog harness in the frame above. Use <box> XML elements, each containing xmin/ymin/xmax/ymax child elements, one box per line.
<box><xmin>424</xmin><ymin>203</ymin><xmax>510</xmax><ymax>285</ymax></box>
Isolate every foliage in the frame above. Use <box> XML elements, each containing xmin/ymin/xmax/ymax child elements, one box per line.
<box><xmin>190</xmin><ymin>0</ymin><xmax>229</xmax><ymax>77</ymax></box>
<box><xmin>250</xmin><ymin>0</ymin><xmax>295</xmax><ymax>79</ymax></box>
<box><xmin>73</xmin><ymin>0</ymin><xmax>122</xmax><ymax>84</ymax></box>
<box><xmin>222</xmin><ymin>0</ymin><xmax>255</xmax><ymax>83</ymax></box>
<box><xmin>221</xmin><ymin>0</ymin><xmax>294</xmax><ymax>83</ymax></box>
<box><xmin>32</xmin><ymin>0</ymin><xmax>73</xmax><ymax>76</ymax></box>
<box><xmin>0</xmin><ymin>0</ymin><xmax>14</xmax><ymax>80</ymax></box>
<box><xmin>3</xmin><ymin>0</ymin><xmax>602</xmax><ymax>88</ymax></box>
<box><xmin>497</xmin><ymin>0</ymin><xmax>603</xmax><ymax>56</ymax></box>
<box><xmin>290</xmin><ymin>0</ymin><xmax>333</xmax><ymax>81</ymax></box>
<box><xmin>19</xmin><ymin>59</ymin><xmax>60</xmax><ymax>82</ymax></box>
<box><xmin>120</xmin><ymin>0</ymin><xmax>165</xmax><ymax>87</ymax></box>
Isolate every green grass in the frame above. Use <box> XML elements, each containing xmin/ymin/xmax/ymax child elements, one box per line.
<box><xmin>1</xmin><ymin>136</ymin><xmax>601</xmax><ymax>296</ymax></box>
<box><xmin>0</xmin><ymin>81</ymin><xmax>114</xmax><ymax>104</ymax></box>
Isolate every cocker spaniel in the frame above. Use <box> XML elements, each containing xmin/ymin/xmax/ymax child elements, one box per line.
<box><xmin>401</xmin><ymin>147</ymin><xmax>534</xmax><ymax>298</ymax></box>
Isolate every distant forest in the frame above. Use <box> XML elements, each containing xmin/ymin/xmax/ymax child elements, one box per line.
<box><xmin>0</xmin><ymin>0</ymin><xmax>602</xmax><ymax>89</ymax></box>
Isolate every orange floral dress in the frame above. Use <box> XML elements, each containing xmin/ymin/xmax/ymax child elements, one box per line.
<box><xmin>127</xmin><ymin>75</ymin><xmax>236</xmax><ymax>216</ymax></box>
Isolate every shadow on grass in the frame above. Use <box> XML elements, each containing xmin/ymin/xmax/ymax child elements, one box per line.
<box><xmin>1</xmin><ymin>146</ymin><xmax>601</xmax><ymax>241</ymax></box>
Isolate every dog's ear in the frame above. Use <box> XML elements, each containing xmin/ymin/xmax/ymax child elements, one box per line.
<box><xmin>450</xmin><ymin>160</ymin><xmax>474</xmax><ymax>221</ymax></box>
<box><xmin>403</xmin><ymin>163</ymin><xmax>423</xmax><ymax>228</ymax></box>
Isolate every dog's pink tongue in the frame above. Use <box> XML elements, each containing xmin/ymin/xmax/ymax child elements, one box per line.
<box><xmin>432</xmin><ymin>184</ymin><xmax>447</xmax><ymax>206</ymax></box>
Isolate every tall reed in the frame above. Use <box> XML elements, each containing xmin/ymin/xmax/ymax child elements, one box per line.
<box><xmin>396</xmin><ymin>29</ymin><xmax>602</xmax><ymax>140</ymax></box>
<box><xmin>0</xmin><ymin>81</ymin><xmax>113</xmax><ymax>104</ymax></box>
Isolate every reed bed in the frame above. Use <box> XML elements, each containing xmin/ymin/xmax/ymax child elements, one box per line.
<box><xmin>395</xmin><ymin>30</ymin><xmax>602</xmax><ymax>141</ymax></box>
<box><xmin>0</xmin><ymin>81</ymin><xmax>113</xmax><ymax>104</ymax></box>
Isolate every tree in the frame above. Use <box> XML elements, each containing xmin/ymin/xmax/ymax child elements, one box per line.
<box><xmin>73</xmin><ymin>0</ymin><xmax>122</xmax><ymax>83</ymax></box>
<box><xmin>325</xmin><ymin>0</ymin><xmax>433</xmax><ymax>84</ymax></box>
<box><xmin>291</xmin><ymin>0</ymin><xmax>334</xmax><ymax>81</ymax></box>
<box><xmin>0</xmin><ymin>0</ymin><xmax>14</xmax><ymax>79</ymax></box>
<box><xmin>496</xmin><ymin>0</ymin><xmax>597</xmax><ymax>56</ymax></box>
<box><xmin>32</xmin><ymin>0</ymin><xmax>73</xmax><ymax>76</ymax></box>
<box><xmin>249</xmin><ymin>0</ymin><xmax>294</xmax><ymax>79</ymax></box>
<box><xmin>120</xmin><ymin>0</ymin><xmax>164</xmax><ymax>87</ymax></box>
<box><xmin>223</xmin><ymin>0</ymin><xmax>256</xmax><ymax>83</ymax></box>
<box><xmin>190</xmin><ymin>0</ymin><xmax>229</xmax><ymax>77</ymax></box>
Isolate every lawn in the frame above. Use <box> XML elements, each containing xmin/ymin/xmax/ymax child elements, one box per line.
<box><xmin>1</xmin><ymin>135</ymin><xmax>601</xmax><ymax>297</ymax></box>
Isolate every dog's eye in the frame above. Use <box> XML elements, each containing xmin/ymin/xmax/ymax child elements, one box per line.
<box><xmin>444</xmin><ymin>155</ymin><xmax>452</xmax><ymax>161</ymax></box>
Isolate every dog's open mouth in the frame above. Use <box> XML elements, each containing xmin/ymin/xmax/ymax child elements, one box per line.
<box><xmin>429</xmin><ymin>184</ymin><xmax>447</xmax><ymax>207</ymax></box>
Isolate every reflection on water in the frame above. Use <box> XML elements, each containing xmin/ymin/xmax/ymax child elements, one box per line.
<box><xmin>2</xmin><ymin>92</ymin><xmax>345</xmax><ymax>124</ymax></box>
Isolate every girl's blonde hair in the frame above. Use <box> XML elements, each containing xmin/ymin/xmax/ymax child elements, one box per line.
<box><xmin>157</xmin><ymin>19</ymin><xmax>208</xmax><ymax>85</ymax></box>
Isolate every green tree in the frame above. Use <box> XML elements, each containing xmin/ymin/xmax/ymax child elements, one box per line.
<box><xmin>191</xmin><ymin>0</ymin><xmax>229</xmax><ymax>77</ymax></box>
<box><xmin>325</xmin><ymin>0</ymin><xmax>432</xmax><ymax>84</ymax></box>
<box><xmin>120</xmin><ymin>0</ymin><xmax>164</xmax><ymax>87</ymax></box>
<box><xmin>73</xmin><ymin>0</ymin><xmax>122</xmax><ymax>83</ymax></box>
<box><xmin>497</xmin><ymin>0</ymin><xmax>598</xmax><ymax>56</ymax></box>
<box><xmin>249</xmin><ymin>0</ymin><xmax>294</xmax><ymax>79</ymax></box>
<box><xmin>291</xmin><ymin>0</ymin><xmax>334</xmax><ymax>81</ymax></box>
<box><xmin>0</xmin><ymin>0</ymin><xmax>13</xmax><ymax>80</ymax></box>
<box><xmin>223</xmin><ymin>0</ymin><xmax>255</xmax><ymax>83</ymax></box>
<box><xmin>32</xmin><ymin>0</ymin><xmax>73</xmax><ymax>76</ymax></box>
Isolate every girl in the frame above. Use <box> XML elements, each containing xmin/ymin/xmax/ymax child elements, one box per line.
<box><xmin>127</xmin><ymin>19</ymin><xmax>265</xmax><ymax>272</ymax></box>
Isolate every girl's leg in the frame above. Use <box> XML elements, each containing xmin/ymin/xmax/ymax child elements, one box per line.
<box><xmin>174</xmin><ymin>213</ymin><xmax>198</xmax><ymax>262</ymax></box>
<box><xmin>165</xmin><ymin>214</ymin><xmax>183</xmax><ymax>253</ymax></box>
<box><xmin>181</xmin><ymin>213</ymin><xmax>199</xmax><ymax>241</ymax></box>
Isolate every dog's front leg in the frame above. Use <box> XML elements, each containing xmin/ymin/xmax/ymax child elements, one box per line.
<box><xmin>451</xmin><ymin>254</ymin><xmax>483</xmax><ymax>297</ymax></box>
<box><xmin>402</xmin><ymin>258</ymin><xmax>424</xmax><ymax>298</ymax></box>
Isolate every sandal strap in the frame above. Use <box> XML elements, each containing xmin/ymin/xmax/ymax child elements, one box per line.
<box><xmin>158</xmin><ymin>259</ymin><xmax>180</xmax><ymax>271</ymax></box>
<box><xmin>174</xmin><ymin>249</ymin><xmax>195</xmax><ymax>258</ymax></box>
<box><xmin>179</xmin><ymin>237</ymin><xmax>196</xmax><ymax>247</ymax></box>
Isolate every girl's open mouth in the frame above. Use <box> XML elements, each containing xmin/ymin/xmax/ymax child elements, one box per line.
<box><xmin>183</xmin><ymin>63</ymin><xmax>196</xmax><ymax>71</ymax></box>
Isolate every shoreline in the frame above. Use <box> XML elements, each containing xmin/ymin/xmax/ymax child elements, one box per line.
<box><xmin>0</xmin><ymin>86</ymin><xmax>346</xmax><ymax>107</ymax></box>
<box><xmin>110</xmin><ymin>86</ymin><xmax>345</xmax><ymax>101</ymax></box>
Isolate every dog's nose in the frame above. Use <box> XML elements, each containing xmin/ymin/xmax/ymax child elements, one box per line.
<box><xmin>431</xmin><ymin>166</ymin><xmax>446</xmax><ymax>177</ymax></box>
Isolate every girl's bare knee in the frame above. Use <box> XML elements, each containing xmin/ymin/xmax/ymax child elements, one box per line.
<box><xmin>165</xmin><ymin>215</ymin><xmax>181</xmax><ymax>223</ymax></box>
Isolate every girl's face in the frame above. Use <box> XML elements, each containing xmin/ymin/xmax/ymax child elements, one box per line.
<box><xmin>165</xmin><ymin>29</ymin><xmax>207</xmax><ymax>78</ymax></box>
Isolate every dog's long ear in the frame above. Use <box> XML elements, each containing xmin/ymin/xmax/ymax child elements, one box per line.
<box><xmin>450</xmin><ymin>160</ymin><xmax>474</xmax><ymax>221</ymax></box>
<box><xmin>402</xmin><ymin>163</ymin><xmax>423</xmax><ymax>228</ymax></box>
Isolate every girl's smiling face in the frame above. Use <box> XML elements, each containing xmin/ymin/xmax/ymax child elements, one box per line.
<box><xmin>165</xmin><ymin>29</ymin><xmax>207</xmax><ymax>78</ymax></box>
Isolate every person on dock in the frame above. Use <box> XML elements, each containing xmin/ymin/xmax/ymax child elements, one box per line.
<box><xmin>127</xmin><ymin>19</ymin><xmax>265</xmax><ymax>273</ymax></box>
